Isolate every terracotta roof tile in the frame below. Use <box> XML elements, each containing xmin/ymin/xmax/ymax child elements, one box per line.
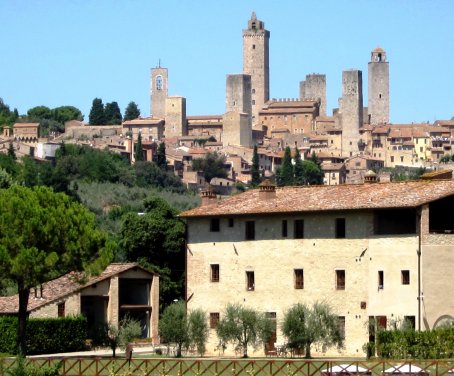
<box><xmin>179</xmin><ymin>180</ymin><xmax>454</xmax><ymax>218</ymax></box>
<box><xmin>0</xmin><ymin>263</ymin><xmax>150</xmax><ymax>314</ymax></box>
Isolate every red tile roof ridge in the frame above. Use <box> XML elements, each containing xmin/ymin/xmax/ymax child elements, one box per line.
<box><xmin>179</xmin><ymin>179</ymin><xmax>454</xmax><ymax>218</ymax></box>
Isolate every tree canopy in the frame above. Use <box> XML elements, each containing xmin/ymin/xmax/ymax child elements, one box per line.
<box><xmin>159</xmin><ymin>301</ymin><xmax>209</xmax><ymax>357</ymax></box>
<box><xmin>216</xmin><ymin>303</ymin><xmax>274</xmax><ymax>358</ymax></box>
<box><xmin>276</xmin><ymin>148</ymin><xmax>323</xmax><ymax>186</ymax></box>
<box><xmin>282</xmin><ymin>302</ymin><xmax>343</xmax><ymax>358</ymax></box>
<box><xmin>0</xmin><ymin>98</ymin><xmax>18</xmax><ymax>127</ymax></box>
<box><xmin>88</xmin><ymin>98</ymin><xmax>105</xmax><ymax>125</ymax></box>
<box><xmin>134</xmin><ymin>132</ymin><xmax>144</xmax><ymax>162</ymax></box>
<box><xmin>124</xmin><ymin>101</ymin><xmax>140</xmax><ymax>121</ymax></box>
<box><xmin>104</xmin><ymin>101</ymin><xmax>122</xmax><ymax>125</ymax></box>
<box><xmin>0</xmin><ymin>186</ymin><xmax>113</xmax><ymax>354</ymax></box>
<box><xmin>191</xmin><ymin>152</ymin><xmax>228</xmax><ymax>183</ymax></box>
<box><xmin>119</xmin><ymin>196</ymin><xmax>186</xmax><ymax>306</ymax></box>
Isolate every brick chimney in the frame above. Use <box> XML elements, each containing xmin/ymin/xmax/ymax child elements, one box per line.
<box><xmin>200</xmin><ymin>185</ymin><xmax>217</xmax><ymax>206</ymax></box>
<box><xmin>259</xmin><ymin>179</ymin><xmax>276</xmax><ymax>199</ymax></box>
<box><xmin>364</xmin><ymin>170</ymin><xmax>378</xmax><ymax>184</ymax></box>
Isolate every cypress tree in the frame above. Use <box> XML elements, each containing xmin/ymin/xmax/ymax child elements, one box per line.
<box><xmin>134</xmin><ymin>132</ymin><xmax>144</xmax><ymax>161</ymax></box>
<box><xmin>251</xmin><ymin>145</ymin><xmax>261</xmax><ymax>187</ymax></box>
<box><xmin>7</xmin><ymin>142</ymin><xmax>16</xmax><ymax>160</ymax></box>
<box><xmin>88</xmin><ymin>98</ymin><xmax>105</xmax><ymax>125</ymax></box>
<box><xmin>294</xmin><ymin>147</ymin><xmax>304</xmax><ymax>185</ymax></box>
<box><xmin>156</xmin><ymin>142</ymin><xmax>167</xmax><ymax>170</ymax></box>
<box><xmin>104</xmin><ymin>101</ymin><xmax>122</xmax><ymax>125</ymax></box>
<box><xmin>281</xmin><ymin>146</ymin><xmax>294</xmax><ymax>186</ymax></box>
<box><xmin>124</xmin><ymin>102</ymin><xmax>141</xmax><ymax>121</ymax></box>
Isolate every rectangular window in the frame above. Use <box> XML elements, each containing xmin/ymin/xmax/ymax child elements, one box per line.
<box><xmin>210</xmin><ymin>218</ymin><xmax>220</xmax><ymax>232</ymax></box>
<box><xmin>401</xmin><ymin>270</ymin><xmax>410</xmax><ymax>285</ymax></box>
<box><xmin>338</xmin><ymin>316</ymin><xmax>346</xmax><ymax>339</ymax></box>
<box><xmin>282</xmin><ymin>220</ymin><xmax>288</xmax><ymax>237</ymax></box>
<box><xmin>378</xmin><ymin>271</ymin><xmax>384</xmax><ymax>289</ymax></box>
<box><xmin>211</xmin><ymin>264</ymin><xmax>219</xmax><ymax>282</ymax></box>
<box><xmin>336</xmin><ymin>270</ymin><xmax>345</xmax><ymax>290</ymax></box>
<box><xmin>228</xmin><ymin>218</ymin><xmax>234</xmax><ymax>227</ymax></box>
<box><xmin>294</xmin><ymin>219</ymin><xmax>304</xmax><ymax>239</ymax></box>
<box><xmin>210</xmin><ymin>312</ymin><xmax>220</xmax><ymax>329</ymax></box>
<box><xmin>335</xmin><ymin>218</ymin><xmax>346</xmax><ymax>238</ymax></box>
<box><xmin>391</xmin><ymin>156</ymin><xmax>394</xmax><ymax>162</ymax></box>
<box><xmin>245</xmin><ymin>221</ymin><xmax>255</xmax><ymax>240</ymax></box>
<box><xmin>294</xmin><ymin>269</ymin><xmax>304</xmax><ymax>289</ymax></box>
<box><xmin>246</xmin><ymin>271</ymin><xmax>255</xmax><ymax>291</ymax></box>
<box><xmin>404</xmin><ymin>316</ymin><xmax>416</xmax><ymax>330</ymax></box>
<box><xmin>57</xmin><ymin>302</ymin><xmax>65</xmax><ymax>318</ymax></box>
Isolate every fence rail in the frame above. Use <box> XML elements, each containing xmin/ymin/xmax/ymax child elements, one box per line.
<box><xmin>1</xmin><ymin>357</ymin><xmax>453</xmax><ymax>376</ymax></box>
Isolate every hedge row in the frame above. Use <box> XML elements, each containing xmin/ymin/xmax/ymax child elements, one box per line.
<box><xmin>0</xmin><ymin>316</ymin><xmax>88</xmax><ymax>355</ymax></box>
<box><xmin>377</xmin><ymin>327</ymin><xmax>454</xmax><ymax>359</ymax></box>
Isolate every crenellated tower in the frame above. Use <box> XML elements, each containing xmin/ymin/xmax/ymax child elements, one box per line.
<box><xmin>243</xmin><ymin>12</ymin><xmax>270</xmax><ymax>126</ymax></box>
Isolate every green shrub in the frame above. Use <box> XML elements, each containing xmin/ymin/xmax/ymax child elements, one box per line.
<box><xmin>6</xmin><ymin>357</ymin><xmax>61</xmax><ymax>376</ymax></box>
<box><xmin>376</xmin><ymin>327</ymin><xmax>454</xmax><ymax>359</ymax></box>
<box><xmin>0</xmin><ymin>316</ymin><xmax>87</xmax><ymax>355</ymax></box>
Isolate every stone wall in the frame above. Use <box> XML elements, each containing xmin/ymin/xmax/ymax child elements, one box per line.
<box><xmin>150</xmin><ymin>67</ymin><xmax>168</xmax><ymax>118</ymax></box>
<box><xmin>300</xmin><ymin>74</ymin><xmax>327</xmax><ymax>116</ymax></box>
<box><xmin>243</xmin><ymin>13</ymin><xmax>270</xmax><ymax>125</ymax></box>
<box><xmin>186</xmin><ymin>210</ymin><xmax>419</xmax><ymax>357</ymax></box>
<box><xmin>340</xmin><ymin>70</ymin><xmax>363</xmax><ymax>157</ymax></box>
<box><xmin>165</xmin><ymin>96</ymin><xmax>187</xmax><ymax>138</ymax></box>
<box><xmin>30</xmin><ymin>292</ymin><xmax>80</xmax><ymax>319</ymax></box>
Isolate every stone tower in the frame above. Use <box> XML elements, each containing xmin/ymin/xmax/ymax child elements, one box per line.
<box><xmin>164</xmin><ymin>96</ymin><xmax>187</xmax><ymax>138</ymax></box>
<box><xmin>368</xmin><ymin>47</ymin><xmax>389</xmax><ymax>125</ymax></box>
<box><xmin>243</xmin><ymin>12</ymin><xmax>270</xmax><ymax>126</ymax></box>
<box><xmin>225</xmin><ymin>74</ymin><xmax>252</xmax><ymax>123</ymax></box>
<box><xmin>340</xmin><ymin>69</ymin><xmax>363</xmax><ymax>157</ymax></box>
<box><xmin>150</xmin><ymin>66</ymin><xmax>168</xmax><ymax>118</ymax></box>
<box><xmin>300</xmin><ymin>74</ymin><xmax>327</xmax><ymax>116</ymax></box>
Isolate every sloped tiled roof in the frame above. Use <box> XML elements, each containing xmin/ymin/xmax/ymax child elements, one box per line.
<box><xmin>0</xmin><ymin>263</ymin><xmax>152</xmax><ymax>314</ymax></box>
<box><xmin>179</xmin><ymin>180</ymin><xmax>454</xmax><ymax>218</ymax></box>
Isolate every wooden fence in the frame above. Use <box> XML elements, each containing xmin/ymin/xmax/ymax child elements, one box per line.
<box><xmin>1</xmin><ymin>358</ymin><xmax>453</xmax><ymax>376</ymax></box>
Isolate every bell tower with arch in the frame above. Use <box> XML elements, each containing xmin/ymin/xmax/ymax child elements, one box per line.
<box><xmin>150</xmin><ymin>64</ymin><xmax>168</xmax><ymax>118</ymax></box>
<box><xmin>368</xmin><ymin>47</ymin><xmax>389</xmax><ymax>125</ymax></box>
<box><xmin>243</xmin><ymin>12</ymin><xmax>270</xmax><ymax>126</ymax></box>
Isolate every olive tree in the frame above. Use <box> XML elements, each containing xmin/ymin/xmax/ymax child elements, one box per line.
<box><xmin>282</xmin><ymin>301</ymin><xmax>344</xmax><ymax>358</ymax></box>
<box><xmin>159</xmin><ymin>301</ymin><xmax>209</xmax><ymax>357</ymax></box>
<box><xmin>216</xmin><ymin>303</ymin><xmax>274</xmax><ymax>358</ymax></box>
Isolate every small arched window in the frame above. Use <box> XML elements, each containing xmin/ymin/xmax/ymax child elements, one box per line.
<box><xmin>156</xmin><ymin>75</ymin><xmax>163</xmax><ymax>91</ymax></box>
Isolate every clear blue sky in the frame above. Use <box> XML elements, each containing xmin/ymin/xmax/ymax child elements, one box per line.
<box><xmin>1</xmin><ymin>0</ymin><xmax>453</xmax><ymax>124</ymax></box>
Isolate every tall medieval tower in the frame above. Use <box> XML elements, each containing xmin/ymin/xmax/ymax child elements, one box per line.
<box><xmin>300</xmin><ymin>74</ymin><xmax>327</xmax><ymax>116</ymax></box>
<box><xmin>243</xmin><ymin>12</ymin><xmax>270</xmax><ymax>126</ymax></box>
<box><xmin>368</xmin><ymin>47</ymin><xmax>389</xmax><ymax>125</ymax></box>
<box><xmin>340</xmin><ymin>69</ymin><xmax>363</xmax><ymax>157</ymax></box>
<box><xmin>150</xmin><ymin>66</ymin><xmax>168</xmax><ymax>118</ymax></box>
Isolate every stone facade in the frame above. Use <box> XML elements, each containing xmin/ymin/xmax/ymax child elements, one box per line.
<box><xmin>222</xmin><ymin>111</ymin><xmax>251</xmax><ymax>147</ymax></box>
<box><xmin>150</xmin><ymin>67</ymin><xmax>168</xmax><ymax>118</ymax></box>
<box><xmin>368</xmin><ymin>48</ymin><xmax>389</xmax><ymax>125</ymax></box>
<box><xmin>225</xmin><ymin>74</ymin><xmax>252</xmax><ymax>125</ymax></box>
<box><xmin>181</xmin><ymin>181</ymin><xmax>454</xmax><ymax>357</ymax></box>
<box><xmin>165</xmin><ymin>96</ymin><xmax>187</xmax><ymax>138</ymax></box>
<box><xmin>300</xmin><ymin>74</ymin><xmax>327</xmax><ymax>116</ymax></box>
<box><xmin>340</xmin><ymin>70</ymin><xmax>364</xmax><ymax>157</ymax></box>
<box><xmin>243</xmin><ymin>12</ymin><xmax>270</xmax><ymax>125</ymax></box>
<box><xmin>0</xmin><ymin>263</ymin><xmax>160</xmax><ymax>343</ymax></box>
<box><xmin>258</xmin><ymin>99</ymin><xmax>319</xmax><ymax>137</ymax></box>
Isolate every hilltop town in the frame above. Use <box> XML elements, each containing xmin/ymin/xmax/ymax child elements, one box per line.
<box><xmin>2</xmin><ymin>12</ymin><xmax>454</xmax><ymax>191</ymax></box>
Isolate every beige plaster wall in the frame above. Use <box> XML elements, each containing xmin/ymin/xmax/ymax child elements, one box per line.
<box><xmin>187</xmin><ymin>211</ymin><xmax>422</xmax><ymax>357</ymax></box>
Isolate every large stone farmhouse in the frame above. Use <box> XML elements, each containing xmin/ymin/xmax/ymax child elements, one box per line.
<box><xmin>180</xmin><ymin>179</ymin><xmax>454</xmax><ymax>357</ymax></box>
<box><xmin>0</xmin><ymin>263</ymin><xmax>160</xmax><ymax>342</ymax></box>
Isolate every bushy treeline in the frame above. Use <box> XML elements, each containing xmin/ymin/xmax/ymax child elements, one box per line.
<box><xmin>0</xmin><ymin>316</ymin><xmax>87</xmax><ymax>355</ymax></box>
<box><xmin>0</xmin><ymin>143</ymin><xmax>186</xmax><ymax>195</ymax></box>
<box><xmin>376</xmin><ymin>327</ymin><xmax>454</xmax><ymax>359</ymax></box>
